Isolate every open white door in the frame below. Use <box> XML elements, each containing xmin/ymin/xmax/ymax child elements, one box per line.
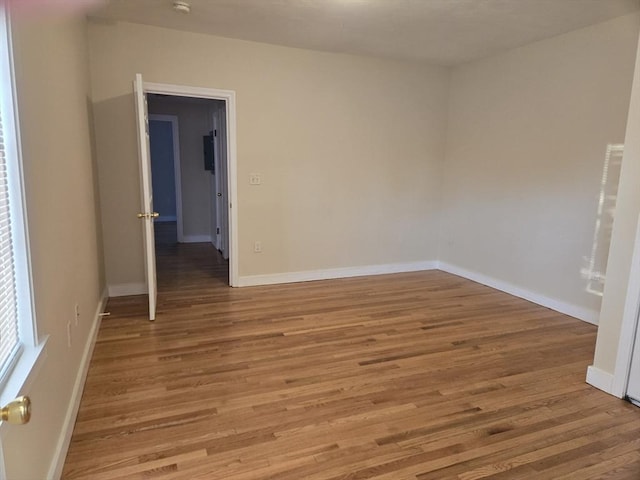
<box><xmin>217</xmin><ymin>105</ymin><xmax>230</xmax><ymax>260</ymax></box>
<box><xmin>212</xmin><ymin>111</ymin><xmax>223</xmax><ymax>250</ymax></box>
<box><xmin>133</xmin><ymin>73</ymin><xmax>157</xmax><ymax>321</ymax></box>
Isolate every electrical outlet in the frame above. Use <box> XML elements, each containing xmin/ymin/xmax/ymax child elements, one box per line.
<box><xmin>75</xmin><ymin>303</ymin><xmax>80</xmax><ymax>326</ymax></box>
<box><xmin>67</xmin><ymin>321</ymin><xmax>72</xmax><ymax>348</ymax></box>
<box><xmin>254</xmin><ymin>241</ymin><xmax>262</xmax><ymax>253</ymax></box>
<box><xmin>249</xmin><ymin>174</ymin><xmax>261</xmax><ymax>185</ymax></box>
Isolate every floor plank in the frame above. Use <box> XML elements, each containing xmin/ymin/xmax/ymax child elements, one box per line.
<box><xmin>62</xmin><ymin>242</ymin><xmax>640</xmax><ymax>479</ymax></box>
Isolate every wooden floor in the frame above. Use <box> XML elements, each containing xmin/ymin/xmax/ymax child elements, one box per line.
<box><xmin>62</xmin><ymin>243</ymin><xmax>640</xmax><ymax>479</ymax></box>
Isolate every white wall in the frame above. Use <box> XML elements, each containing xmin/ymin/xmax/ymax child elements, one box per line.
<box><xmin>440</xmin><ymin>13</ymin><xmax>640</xmax><ymax>322</ymax></box>
<box><xmin>87</xmin><ymin>21</ymin><xmax>450</xmax><ymax>291</ymax></box>
<box><xmin>4</xmin><ymin>12</ymin><xmax>105</xmax><ymax>479</ymax></box>
<box><xmin>87</xmin><ymin>15</ymin><xmax>640</xmax><ymax>316</ymax></box>
<box><xmin>148</xmin><ymin>96</ymin><xmax>219</xmax><ymax>241</ymax></box>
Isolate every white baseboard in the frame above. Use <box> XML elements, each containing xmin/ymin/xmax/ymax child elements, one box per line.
<box><xmin>47</xmin><ymin>288</ymin><xmax>109</xmax><ymax>480</ymax></box>
<box><xmin>108</xmin><ymin>282</ymin><xmax>147</xmax><ymax>297</ymax></box>
<box><xmin>181</xmin><ymin>235</ymin><xmax>212</xmax><ymax>243</ymax></box>
<box><xmin>237</xmin><ymin>261</ymin><xmax>438</xmax><ymax>287</ymax></box>
<box><xmin>437</xmin><ymin>262</ymin><xmax>600</xmax><ymax>325</ymax></box>
<box><xmin>586</xmin><ymin>365</ymin><xmax>616</xmax><ymax>396</ymax></box>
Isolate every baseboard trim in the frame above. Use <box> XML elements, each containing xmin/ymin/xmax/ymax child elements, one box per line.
<box><xmin>437</xmin><ymin>262</ymin><xmax>599</xmax><ymax>325</ymax></box>
<box><xmin>107</xmin><ymin>261</ymin><xmax>599</xmax><ymax>321</ymax></box>
<box><xmin>47</xmin><ymin>288</ymin><xmax>108</xmax><ymax>480</ymax></box>
<box><xmin>586</xmin><ymin>365</ymin><xmax>616</xmax><ymax>396</ymax></box>
<box><xmin>108</xmin><ymin>282</ymin><xmax>147</xmax><ymax>297</ymax></box>
<box><xmin>182</xmin><ymin>235</ymin><xmax>212</xmax><ymax>243</ymax></box>
<box><xmin>237</xmin><ymin>261</ymin><xmax>438</xmax><ymax>287</ymax></box>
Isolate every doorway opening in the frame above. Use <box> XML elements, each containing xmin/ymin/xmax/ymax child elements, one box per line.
<box><xmin>147</xmin><ymin>94</ymin><xmax>229</xmax><ymax>249</ymax></box>
<box><xmin>134</xmin><ymin>76</ymin><xmax>239</xmax><ymax>321</ymax></box>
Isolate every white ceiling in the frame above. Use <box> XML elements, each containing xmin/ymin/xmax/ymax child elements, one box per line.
<box><xmin>88</xmin><ymin>0</ymin><xmax>640</xmax><ymax>66</ymax></box>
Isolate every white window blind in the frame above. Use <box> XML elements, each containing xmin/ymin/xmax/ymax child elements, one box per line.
<box><xmin>0</xmin><ymin>92</ymin><xmax>20</xmax><ymax>378</ymax></box>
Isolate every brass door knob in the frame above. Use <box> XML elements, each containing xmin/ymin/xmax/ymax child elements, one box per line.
<box><xmin>137</xmin><ymin>212</ymin><xmax>160</xmax><ymax>219</ymax></box>
<box><xmin>1</xmin><ymin>396</ymin><xmax>31</xmax><ymax>424</ymax></box>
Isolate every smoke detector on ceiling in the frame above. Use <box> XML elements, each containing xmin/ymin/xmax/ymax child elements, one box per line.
<box><xmin>173</xmin><ymin>1</ymin><xmax>191</xmax><ymax>14</ymax></box>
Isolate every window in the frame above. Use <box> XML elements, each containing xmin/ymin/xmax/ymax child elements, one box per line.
<box><xmin>0</xmin><ymin>92</ymin><xmax>20</xmax><ymax>378</ymax></box>
<box><xmin>0</xmin><ymin>5</ymin><xmax>42</xmax><ymax>400</ymax></box>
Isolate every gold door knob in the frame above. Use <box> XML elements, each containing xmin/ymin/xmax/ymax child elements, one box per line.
<box><xmin>137</xmin><ymin>212</ymin><xmax>160</xmax><ymax>219</ymax></box>
<box><xmin>1</xmin><ymin>396</ymin><xmax>31</xmax><ymax>425</ymax></box>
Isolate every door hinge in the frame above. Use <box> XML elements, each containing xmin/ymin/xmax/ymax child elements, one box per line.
<box><xmin>217</xmin><ymin>227</ymin><xmax>220</xmax><ymax>234</ymax></box>
<box><xmin>214</xmin><ymin>129</ymin><xmax>218</xmax><ymax>137</ymax></box>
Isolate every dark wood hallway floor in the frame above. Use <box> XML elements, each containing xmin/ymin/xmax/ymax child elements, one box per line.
<box><xmin>61</xmin><ymin>243</ymin><xmax>640</xmax><ymax>479</ymax></box>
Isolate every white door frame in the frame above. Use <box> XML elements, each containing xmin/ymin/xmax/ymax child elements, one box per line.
<box><xmin>610</xmin><ymin>214</ymin><xmax>640</xmax><ymax>397</ymax></box>
<box><xmin>148</xmin><ymin>114</ymin><xmax>184</xmax><ymax>242</ymax></box>
<box><xmin>143</xmin><ymin>81</ymin><xmax>239</xmax><ymax>287</ymax></box>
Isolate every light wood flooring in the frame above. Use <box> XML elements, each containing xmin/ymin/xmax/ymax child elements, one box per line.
<box><xmin>62</xmin><ymin>242</ymin><xmax>640</xmax><ymax>479</ymax></box>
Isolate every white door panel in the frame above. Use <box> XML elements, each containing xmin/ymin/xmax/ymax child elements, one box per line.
<box><xmin>133</xmin><ymin>73</ymin><xmax>157</xmax><ymax>321</ymax></box>
<box><xmin>213</xmin><ymin>112</ymin><xmax>223</xmax><ymax>250</ymax></box>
